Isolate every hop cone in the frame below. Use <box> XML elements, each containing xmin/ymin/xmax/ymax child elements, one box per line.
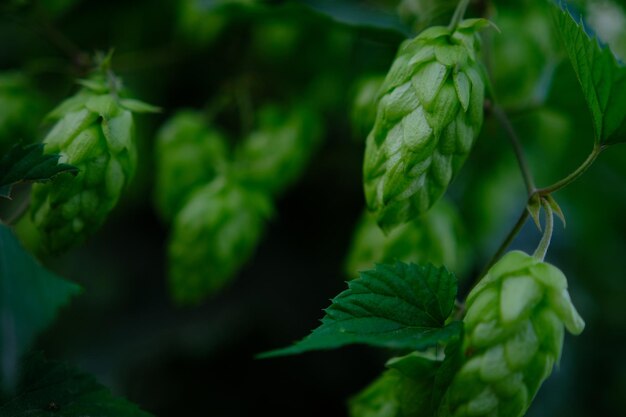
<box><xmin>364</xmin><ymin>19</ymin><xmax>488</xmax><ymax>231</ymax></box>
<box><xmin>30</xmin><ymin>73</ymin><xmax>154</xmax><ymax>254</ymax></box>
<box><xmin>345</xmin><ymin>199</ymin><xmax>466</xmax><ymax>279</ymax></box>
<box><xmin>442</xmin><ymin>251</ymin><xmax>585</xmax><ymax>417</ymax></box>
<box><xmin>154</xmin><ymin>110</ymin><xmax>228</xmax><ymax>221</ymax></box>
<box><xmin>235</xmin><ymin>104</ymin><xmax>322</xmax><ymax>196</ymax></box>
<box><xmin>168</xmin><ymin>177</ymin><xmax>272</xmax><ymax>304</ymax></box>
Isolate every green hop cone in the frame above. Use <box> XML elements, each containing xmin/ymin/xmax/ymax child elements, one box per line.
<box><xmin>154</xmin><ymin>110</ymin><xmax>228</xmax><ymax>221</ymax></box>
<box><xmin>345</xmin><ymin>199</ymin><xmax>467</xmax><ymax>279</ymax></box>
<box><xmin>0</xmin><ymin>72</ymin><xmax>46</xmax><ymax>152</ymax></box>
<box><xmin>364</xmin><ymin>19</ymin><xmax>488</xmax><ymax>232</ymax></box>
<box><xmin>442</xmin><ymin>251</ymin><xmax>585</xmax><ymax>417</ymax></box>
<box><xmin>29</xmin><ymin>72</ymin><xmax>156</xmax><ymax>254</ymax></box>
<box><xmin>234</xmin><ymin>104</ymin><xmax>323</xmax><ymax>196</ymax></box>
<box><xmin>168</xmin><ymin>176</ymin><xmax>272</xmax><ymax>304</ymax></box>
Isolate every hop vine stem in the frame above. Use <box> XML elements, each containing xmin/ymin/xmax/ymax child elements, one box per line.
<box><xmin>461</xmin><ymin>107</ymin><xmax>605</xmax><ymax>302</ymax></box>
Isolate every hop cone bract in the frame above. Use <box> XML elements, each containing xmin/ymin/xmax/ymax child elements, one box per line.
<box><xmin>364</xmin><ymin>19</ymin><xmax>488</xmax><ymax>231</ymax></box>
<box><xmin>168</xmin><ymin>177</ymin><xmax>272</xmax><ymax>304</ymax></box>
<box><xmin>30</xmin><ymin>74</ymin><xmax>152</xmax><ymax>254</ymax></box>
<box><xmin>442</xmin><ymin>251</ymin><xmax>584</xmax><ymax>417</ymax></box>
<box><xmin>154</xmin><ymin>110</ymin><xmax>228</xmax><ymax>221</ymax></box>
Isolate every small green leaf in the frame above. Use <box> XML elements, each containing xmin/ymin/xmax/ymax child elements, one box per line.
<box><xmin>552</xmin><ymin>2</ymin><xmax>626</xmax><ymax>144</ymax></box>
<box><xmin>0</xmin><ymin>353</ymin><xmax>153</xmax><ymax>416</ymax></box>
<box><xmin>0</xmin><ymin>225</ymin><xmax>81</xmax><ymax>390</ymax></box>
<box><xmin>260</xmin><ymin>262</ymin><xmax>461</xmax><ymax>358</ymax></box>
<box><xmin>0</xmin><ymin>143</ymin><xmax>78</xmax><ymax>199</ymax></box>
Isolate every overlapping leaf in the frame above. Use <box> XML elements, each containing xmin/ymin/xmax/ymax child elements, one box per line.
<box><xmin>553</xmin><ymin>2</ymin><xmax>626</xmax><ymax>144</ymax></box>
<box><xmin>0</xmin><ymin>353</ymin><xmax>153</xmax><ymax>416</ymax></box>
<box><xmin>260</xmin><ymin>262</ymin><xmax>461</xmax><ymax>358</ymax></box>
<box><xmin>0</xmin><ymin>143</ymin><xmax>77</xmax><ymax>199</ymax></box>
<box><xmin>0</xmin><ymin>226</ymin><xmax>81</xmax><ymax>390</ymax></box>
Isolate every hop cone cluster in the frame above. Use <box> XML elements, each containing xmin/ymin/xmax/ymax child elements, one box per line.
<box><xmin>30</xmin><ymin>73</ymin><xmax>155</xmax><ymax>254</ymax></box>
<box><xmin>364</xmin><ymin>19</ymin><xmax>488</xmax><ymax>231</ymax></box>
<box><xmin>442</xmin><ymin>251</ymin><xmax>585</xmax><ymax>417</ymax></box>
<box><xmin>154</xmin><ymin>110</ymin><xmax>228</xmax><ymax>221</ymax></box>
<box><xmin>235</xmin><ymin>104</ymin><xmax>322</xmax><ymax>196</ymax></box>
<box><xmin>345</xmin><ymin>200</ymin><xmax>466</xmax><ymax>279</ymax></box>
<box><xmin>169</xmin><ymin>177</ymin><xmax>272</xmax><ymax>304</ymax></box>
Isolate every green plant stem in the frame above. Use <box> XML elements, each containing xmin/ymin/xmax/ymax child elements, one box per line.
<box><xmin>533</xmin><ymin>198</ymin><xmax>553</xmax><ymax>261</ymax></box>
<box><xmin>536</xmin><ymin>144</ymin><xmax>603</xmax><ymax>196</ymax></box>
<box><xmin>448</xmin><ymin>0</ymin><xmax>472</xmax><ymax>30</ymax></box>
<box><xmin>493</xmin><ymin>105</ymin><xmax>536</xmax><ymax>195</ymax></box>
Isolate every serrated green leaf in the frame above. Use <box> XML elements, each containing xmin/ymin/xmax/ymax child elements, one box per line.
<box><xmin>0</xmin><ymin>143</ymin><xmax>78</xmax><ymax>199</ymax></box>
<box><xmin>553</xmin><ymin>2</ymin><xmax>626</xmax><ymax>144</ymax></box>
<box><xmin>0</xmin><ymin>353</ymin><xmax>153</xmax><ymax>416</ymax></box>
<box><xmin>0</xmin><ymin>226</ymin><xmax>81</xmax><ymax>390</ymax></box>
<box><xmin>260</xmin><ymin>262</ymin><xmax>461</xmax><ymax>358</ymax></box>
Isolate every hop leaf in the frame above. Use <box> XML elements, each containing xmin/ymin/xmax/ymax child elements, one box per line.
<box><xmin>154</xmin><ymin>110</ymin><xmax>228</xmax><ymax>221</ymax></box>
<box><xmin>364</xmin><ymin>19</ymin><xmax>489</xmax><ymax>232</ymax></box>
<box><xmin>28</xmin><ymin>72</ymin><xmax>154</xmax><ymax>254</ymax></box>
<box><xmin>234</xmin><ymin>104</ymin><xmax>323</xmax><ymax>196</ymax></box>
<box><xmin>345</xmin><ymin>199</ymin><xmax>467</xmax><ymax>279</ymax></box>
<box><xmin>168</xmin><ymin>177</ymin><xmax>272</xmax><ymax>304</ymax></box>
<box><xmin>441</xmin><ymin>251</ymin><xmax>584</xmax><ymax>417</ymax></box>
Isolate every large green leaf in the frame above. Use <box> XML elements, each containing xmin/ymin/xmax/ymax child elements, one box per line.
<box><xmin>0</xmin><ymin>225</ymin><xmax>81</xmax><ymax>389</ymax></box>
<box><xmin>260</xmin><ymin>262</ymin><xmax>461</xmax><ymax>358</ymax></box>
<box><xmin>0</xmin><ymin>143</ymin><xmax>77</xmax><ymax>199</ymax></box>
<box><xmin>553</xmin><ymin>2</ymin><xmax>626</xmax><ymax>144</ymax></box>
<box><xmin>0</xmin><ymin>353</ymin><xmax>153</xmax><ymax>416</ymax></box>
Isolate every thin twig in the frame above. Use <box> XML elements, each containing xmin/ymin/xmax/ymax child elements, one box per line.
<box><xmin>536</xmin><ymin>144</ymin><xmax>603</xmax><ymax>196</ymax></box>
<box><xmin>492</xmin><ymin>105</ymin><xmax>536</xmax><ymax>195</ymax></box>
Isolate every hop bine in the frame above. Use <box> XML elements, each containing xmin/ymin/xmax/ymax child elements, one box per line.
<box><xmin>441</xmin><ymin>251</ymin><xmax>584</xmax><ymax>417</ymax></box>
<box><xmin>29</xmin><ymin>70</ymin><xmax>157</xmax><ymax>254</ymax></box>
<box><xmin>364</xmin><ymin>19</ymin><xmax>489</xmax><ymax>232</ymax></box>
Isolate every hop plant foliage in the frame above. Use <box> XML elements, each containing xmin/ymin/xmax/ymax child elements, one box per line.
<box><xmin>441</xmin><ymin>251</ymin><xmax>584</xmax><ymax>417</ymax></box>
<box><xmin>29</xmin><ymin>70</ymin><xmax>156</xmax><ymax>254</ymax></box>
<box><xmin>168</xmin><ymin>177</ymin><xmax>272</xmax><ymax>304</ymax></box>
<box><xmin>364</xmin><ymin>19</ymin><xmax>488</xmax><ymax>231</ymax></box>
<box><xmin>235</xmin><ymin>104</ymin><xmax>322</xmax><ymax>196</ymax></box>
<box><xmin>154</xmin><ymin>110</ymin><xmax>228</xmax><ymax>221</ymax></box>
<box><xmin>350</xmin><ymin>75</ymin><xmax>385</xmax><ymax>140</ymax></box>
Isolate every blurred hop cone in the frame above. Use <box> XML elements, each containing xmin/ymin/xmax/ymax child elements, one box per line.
<box><xmin>168</xmin><ymin>177</ymin><xmax>273</xmax><ymax>304</ymax></box>
<box><xmin>154</xmin><ymin>110</ymin><xmax>228</xmax><ymax>221</ymax></box>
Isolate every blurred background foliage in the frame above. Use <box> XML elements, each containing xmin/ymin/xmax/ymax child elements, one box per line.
<box><xmin>0</xmin><ymin>0</ymin><xmax>625</xmax><ymax>415</ymax></box>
